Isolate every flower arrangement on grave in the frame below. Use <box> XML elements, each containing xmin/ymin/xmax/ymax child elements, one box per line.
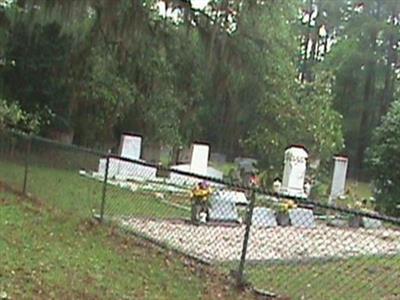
<box><xmin>276</xmin><ymin>199</ymin><xmax>297</xmax><ymax>214</ymax></box>
<box><xmin>190</xmin><ymin>182</ymin><xmax>213</xmax><ymax>201</ymax></box>
<box><xmin>275</xmin><ymin>199</ymin><xmax>297</xmax><ymax>226</ymax></box>
<box><xmin>190</xmin><ymin>181</ymin><xmax>213</xmax><ymax>224</ymax></box>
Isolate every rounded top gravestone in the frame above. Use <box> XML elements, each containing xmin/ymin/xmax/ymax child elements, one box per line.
<box><xmin>280</xmin><ymin>145</ymin><xmax>308</xmax><ymax>198</ymax></box>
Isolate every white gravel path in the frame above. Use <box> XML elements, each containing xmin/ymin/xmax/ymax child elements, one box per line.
<box><xmin>121</xmin><ymin>218</ymin><xmax>400</xmax><ymax>262</ymax></box>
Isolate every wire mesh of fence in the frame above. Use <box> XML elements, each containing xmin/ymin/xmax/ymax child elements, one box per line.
<box><xmin>0</xmin><ymin>130</ymin><xmax>399</xmax><ymax>300</ymax></box>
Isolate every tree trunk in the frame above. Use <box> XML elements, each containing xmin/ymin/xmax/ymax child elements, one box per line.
<box><xmin>380</xmin><ymin>8</ymin><xmax>398</xmax><ymax>117</ymax></box>
<box><xmin>356</xmin><ymin>33</ymin><xmax>377</xmax><ymax>172</ymax></box>
<box><xmin>300</xmin><ymin>0</ymin><xmax>314</xmax><ymax>83</ymax></box>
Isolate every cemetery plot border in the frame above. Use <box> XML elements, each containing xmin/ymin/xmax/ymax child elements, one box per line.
<box><xmin>119</xmin><ymin>217</ymin><xmax>400</xmax><ymax>263</ymax></box>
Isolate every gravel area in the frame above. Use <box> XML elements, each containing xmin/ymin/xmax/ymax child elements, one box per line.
<box><xmin>121</xmin><ymin>218</ymin><xmax>400</xmax><ymax>262</ymax></box>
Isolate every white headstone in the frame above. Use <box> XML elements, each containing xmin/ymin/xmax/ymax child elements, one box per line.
<box><xmin>120</xmin><ymin>133</ymin><xmax>142</xmax><ymax>160</ymax></box>
<box><xmin>329</xmin><ymin>156</ymin><xmax>348</xmax><ymax>203</ymax></box>
<box><xmin>289</xmin><ymin>208</ymin><xmax>315</xmax><ymax>228</ymax></box>
<box><xmin>252</xmin><ymin>207</ymin><xmax>277</xmax><ymax>227</ymax></box>
<box><xmin>190</xmin><ymin>143</ymin><xmax>209</xmax><ymax>176</ymax></box>
<box><xmin>280</xmin><ymin>146</ymin><xmax>308</xmax><ymax>198</ymax></box>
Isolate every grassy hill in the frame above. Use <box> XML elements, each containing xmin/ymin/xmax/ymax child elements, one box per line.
<box><xmin>0</xmin><ymin>189</ymin><xmax>254</xmax><ymax>300</ymax></box>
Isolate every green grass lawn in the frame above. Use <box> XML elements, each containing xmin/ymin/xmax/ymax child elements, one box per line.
<box><xmin>347</xmin><ymin>180</ymin><xmax>373</xmax><ymax>199</ymax></box>
<box><xmin>247</xmin><ymin>255</ymin><xmax>400</xmax><ymax>300</ymax></box>
<box><xmin>0</xmin><ymin>190</ymin><xmax>254</xmax><ymax>299</ymax></box>
<box><xmin>0</xmin><ymin>160</ymin><xmax>189</xmax><ymax>220</ymax></box>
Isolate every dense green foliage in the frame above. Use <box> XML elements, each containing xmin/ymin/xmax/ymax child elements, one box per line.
<box><xmin>367</xmin><ymin>100</ymin><xmax>400</xmax><ymax>217</ymax></box>
<box><xmin>0</xmin><ymin>0</ymin><xmax>399</xmax><ymax>180</ymax></box>
<box><xmin>0</xmin><ymin>1</ymin><xmax>343</xmax><ymax>167</ymax></box>
<box><xmin>309</xmin><ymin>0</ymin><xmax>400</xmax><ymax>174</ymax></box>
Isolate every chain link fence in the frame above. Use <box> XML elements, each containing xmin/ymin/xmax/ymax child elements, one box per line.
<box><xmin>0</xmin><ymin>130</ymin><xmax>399</xmax><ymax>299</ymax></box>
<box><xmin>0</xmin><ymin>130</ymin><xmax>103</xmax><ymax>217</ymax></box>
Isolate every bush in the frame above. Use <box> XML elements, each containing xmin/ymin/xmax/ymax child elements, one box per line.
<box><xmin>0</xmin><ymin>99</ymin><xmax>39</xmax><ymax>133</ymax></box>
<box><xmin>366</xmin><ymin>100</ymin><xmax>400</xmax><ymax>217</ymax></box>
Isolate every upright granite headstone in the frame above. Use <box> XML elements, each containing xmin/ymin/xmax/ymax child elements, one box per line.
<box><xmin>289</xmin><ymin>208</ymin><xmax>315</xmax><ymax>228</ymax></box>
<box><xmin>252</xmin><ymin>207</ymin><xmax>277</xmax><ymax>227</ymax></box>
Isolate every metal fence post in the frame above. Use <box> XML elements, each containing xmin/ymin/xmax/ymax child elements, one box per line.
<box><xmin>22</xmin><ymin>136</ymin><xmax>32</xmax><ymax>194</ymax></box>
<box><xmin>237</xmin><ymin>189</ymin><xmax>256</xmax><ymax>287</ymax></box>
<box><xmin>100</xmin><ymin>155</ymin><xmax>110</xmax><ymax>222</ymax></box>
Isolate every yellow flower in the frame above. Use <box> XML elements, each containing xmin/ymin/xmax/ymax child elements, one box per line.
<box><xmin>286</xmin><ymin>200</ymin><xmax>297</xmax><ymax>209</ymax></box>
<box><xmin>276</xmin><ymin>199</ymin><xmax>297</xmax><ymax>214</ymax></box>
<box><xmin>191</xmin><ymin>186</ymin><xmax>213</xmax><ymax>199</ymax></box>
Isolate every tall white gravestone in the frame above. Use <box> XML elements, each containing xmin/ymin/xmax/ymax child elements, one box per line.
<box><xmin>170</xmin><ymin>142</ymin><xmax>226</xmax><ymax>186</ymax></box>
<box><xmin>96</xmin><ymin>133</ymin><xmax>157</xmax><ymax>181</ymax></box>
<box><xmin>119</xmin><ymin>133</ymin><xmax>142</xmax><ymax>160</ymax></box>
<box><xmin>190</xmin><ymin>143</ymin><xmax>209</xmax><ymax>176</ymax></box>
<box><xmin>329</xmin><ymin>156</ymin><xmax>348</xmax><ymax>204</ymax></box>
<box><xmin>280</xmin><ymin>146</ymin><xmax>308</xmax><ymax>198</ymax></box>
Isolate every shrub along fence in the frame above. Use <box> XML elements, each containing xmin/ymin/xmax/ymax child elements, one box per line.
<box><xmin>0</xmin><ymin>130</ymin><xmax>399</xmax><ymax>300</ymax></box>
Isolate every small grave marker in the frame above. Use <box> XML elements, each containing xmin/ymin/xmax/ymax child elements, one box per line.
<box><xmin>362</xmin><ymin>217</ymin><xmax>382</xmax><ymax>229</ymax></box>
<box><xmin>209</xmin><ymin>197</ymin><xmax>239</xmax><ymax>222</ymax></box>
<box><xmin>289</xmin><ymin>208</ymin><xmax>315</xmax><ymax>228</ymax></box>
<box><xmin>252</xmin><ymin>207</ymin><xmax>277</xmax><ymax>227</ymax></box>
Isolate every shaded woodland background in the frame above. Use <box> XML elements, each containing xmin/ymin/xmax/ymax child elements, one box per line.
<box><xmin>0</xmin><ymin>0</ymin><xmax>399</xmax><ymax>180</ymax></box>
